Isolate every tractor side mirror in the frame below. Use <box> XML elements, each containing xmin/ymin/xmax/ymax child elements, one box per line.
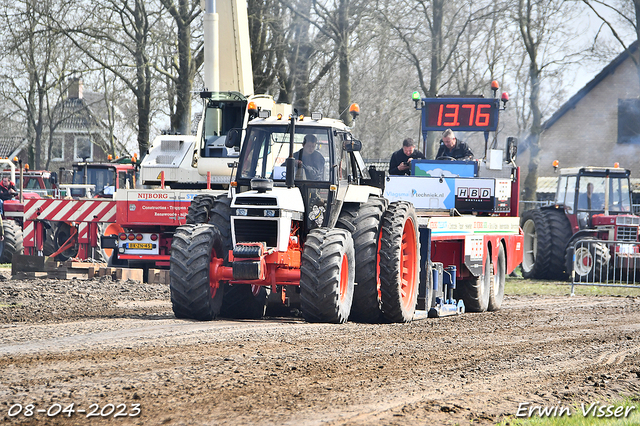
<box><xmin>225</xmin><ymin>128</ymin><xmax>241</xmax><ymax>148</ymax></box>
<box><xmin>506</xmin><ymin>137</ymin><xmax>518</xmax><ymax>162</ymax></box>
<box><xmin>49</xmin><ymin>171</ymin><xmax>58</xmax><ymax>185</ymax></box>
<box><xmin>344</xmin><ymin>139</ymin><xmax>362</xmax><ymax>152</ymax></box>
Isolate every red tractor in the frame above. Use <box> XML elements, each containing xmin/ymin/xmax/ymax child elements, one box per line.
<box><xmin>46</xmin><ymin>158</ymin><xmax>136</xmax><ymax>261</ymax></box>
<box><xmin>0</xmin><ymin>161</ymin><xmax>55</xmax><ymax>263</ymax></box>
<box><xmin>521</xmin><ymin>166</ymin><xmax>638</xmax><ymax>281</ymax></box>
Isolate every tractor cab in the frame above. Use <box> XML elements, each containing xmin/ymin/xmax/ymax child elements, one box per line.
<box><xmin>230</xmin><ymin>111</ymin><xmax>369</xmax><ymax>238</ymax></box>
<box><xmin>66</xmin><ymin>160</ymin><xmax>136</xmax><ymax>198</ymax></box>
<box><xmin>555</xmin><ymin>167</ymin><xmax>636</xmax><ymax>234</ymax></box>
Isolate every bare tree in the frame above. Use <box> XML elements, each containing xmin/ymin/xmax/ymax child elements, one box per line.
<box><xmin>0</xmin><ymin>0</ymin><xmax>77</xmax><ymax>169</ymax></box>
<box><xmin>582</xmin><ymin>0</ymin><xmax>640</xmax><ymax>87</ymax></box>
<box><xmin>515</xmin><ymin>0</ymin><xmax>586</xmax><ymax>200</ymax></box>
<box><xmin>156</xmin><ymin>0</ymin><xmax>202</xmax><ymax>135</ymax></box>
<box><xmin>55</xmin><ymin>0</ymin><xmax>160</xmax><ymax>158</ymax></box>
<box><xmin>377</xmin><ymin>0</ymin><xmax>500</xmax><ymax>156</ymax></box>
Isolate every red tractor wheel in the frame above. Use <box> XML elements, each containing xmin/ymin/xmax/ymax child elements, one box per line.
<box><xmin>379</xmin><ymin>201</ymin><xmax>419</xmax><ymax>323</ymax></box>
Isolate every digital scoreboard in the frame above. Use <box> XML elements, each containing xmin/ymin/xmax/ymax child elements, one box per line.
<box><xmin>421</xmin><ymin>98</ymin><xmax>500</xmax><ymax>132</ymax></box>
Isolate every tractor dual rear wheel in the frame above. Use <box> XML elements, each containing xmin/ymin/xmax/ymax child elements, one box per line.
<box><xmin>336</xmin><ymin>196</ymin><xmax>387</xmax><ymax>323</ymax></box>
<box><xmin>520</xmin><ymin>209</ymin><xmax>572</xmax><ymax>280</ymax></box>
<box><xmin>0</xmin><ymin>219</ymin><xmax>23</xmax><ymax>263</ymax></box>
<box><xmin>300</xmin><ymin>228</ymin><xmax>355</xmax><ymax>324</ymax></box>
<box><xmin>185</xmin><ymin>195</ymin><xmax>217</xmax><ymax>224</ymax></box>
<box><xmin>520</xmin><ymin>209</ymin><xmax>550</xmax><ymax>279</ymax></box>
<box><xmin>378</xmin><ymin>201</ymin><xmax>419</xmax><ymax>323</ymax></box>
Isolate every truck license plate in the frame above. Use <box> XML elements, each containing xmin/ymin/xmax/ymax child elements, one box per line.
<box><xmin>128</xmin><ymin>243</ymin><xmax>153</xmax><ymax>250</ymax></box>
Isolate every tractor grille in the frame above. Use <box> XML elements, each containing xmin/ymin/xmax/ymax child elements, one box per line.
<box><xmin>235</xmin><ymin>197</ymin><xmax>277</xmax><ymax>206</ymax></box>
<box><xmin>616</xmin><ymin>226</ymin><xmax>638</xmax><ymax>242</ymax></box>
<box><xmin>234</xmin><ymin>219</ymin><xmax>278</xmax><ymax>247</ymax></box>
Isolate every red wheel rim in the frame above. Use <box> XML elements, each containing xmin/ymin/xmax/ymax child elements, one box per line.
<box><xmin>208</xmin><ymin>247</ymin><xmax>223</xmax><ymax>297</ymax></box>
<box><xmin>339</xmin><ymin>253</ymin><xmax>349</xmax><ymax>302</ymax></box>
<box><xmin>376</xmin><ymin>229</ymin><xmax>383</xmax><ymax>299</ymax></box>
<box><xmin>399</xmin><ymin>217</ymin><xmax>417</xmax><ymax>308</ymax></box>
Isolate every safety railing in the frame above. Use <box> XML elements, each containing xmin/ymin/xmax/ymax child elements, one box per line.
<box><xmin>569</xmin><ymin>238</ymin><xmax>640</xmax><ymax>295</ymax></box>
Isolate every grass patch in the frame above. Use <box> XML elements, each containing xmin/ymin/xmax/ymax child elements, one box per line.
<box><xmin>506</xmin><ymin>268</ymin><xmax>640</xmax><ymax>297</ymax></box>
<box><xmin>498</xmin><ymin>397</ymin><xmax>640</xmax><ymax>425</ymax></box>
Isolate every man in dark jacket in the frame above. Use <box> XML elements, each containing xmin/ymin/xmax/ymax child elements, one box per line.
<box><xmin>435</xmin><ymin>129</ymin><xmax>474</xmax><ymax>160</ymax></box>
<box><xmin>389</xmin><ymin>138</ymin><xmax>426</xmax><ymax>175</ymax></box>
<box><xmin>294</xmin><ymin>134</ymin><xmax>325</xmax><ymax>180</ymax></box>
<box><xmin>0</xmin><ymin>176</ymin><xmax>17</xmax><ymax>216</ymax></box>
<box><xmin>0</xmin><ymin>176</ymin><xmax>17</xmax><ymax>201</ymax></box>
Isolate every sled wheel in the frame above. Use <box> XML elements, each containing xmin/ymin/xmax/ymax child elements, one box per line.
<box><xmin>456</xmin><ymin>247</ymin><xmax>491</xmax><ymax>313</ymax></box>
<box><xmin>488</xmin><ymin>244</ymin><xmax>506</xmax><ymax>311</ymax></box>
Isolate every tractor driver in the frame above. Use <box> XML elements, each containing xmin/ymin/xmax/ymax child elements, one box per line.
<box><xmin>0</xmin><ymin>176</ymin><xmax>17</xmax><ymax>215</ymax></box>
<box><xmin>294</xmin><ymin>134</ymin><xmax>325</xmax><ymax>180</ymax></box>
<box><xmin>579</xmin><ymin>182</ymin><xmax>603</xmax><ymax>210</ymax></box>
<box><xmin>436</xmin><ymin>129</ymin><xmax>474</xmax><ymax>160</ymax></box>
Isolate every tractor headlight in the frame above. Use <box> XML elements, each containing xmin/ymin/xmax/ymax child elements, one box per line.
<box><xmin>236</xmin><ymin>208</ymin><xmax>248</xmax><ymax>216</ymax></box>
<box><xmin>264</xmin><ymin>209</ymin><xmax>276</xmax><ymax>217</ymax></box>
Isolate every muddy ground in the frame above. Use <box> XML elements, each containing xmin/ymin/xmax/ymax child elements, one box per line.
<box><xmin>0</xmin><ymin>270</ymin><xmax>639</xmax><ymax>425</ymax></box>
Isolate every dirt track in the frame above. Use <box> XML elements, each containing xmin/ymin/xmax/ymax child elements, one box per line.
<box><xmin>1</xmin><ymin>271</ymin><xmax>640</xmax><ymax>425</ymax></box>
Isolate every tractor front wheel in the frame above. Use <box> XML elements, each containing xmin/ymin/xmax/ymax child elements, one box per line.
<box><xmin>300</xmin><ymin>228</ymin><xmax>355</xmax><ymax>323</ymax></box>
<box><xmin>567</xmin><ymin>238</ymin><xmax>610</xmax><ymax>282</ymax></box>
<box><xmin>169</xmin><ymin>224</ymin><xmax>225</xmax><ymax>320</ymax></box>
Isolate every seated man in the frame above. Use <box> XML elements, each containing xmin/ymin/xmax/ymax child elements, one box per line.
<box><xmin>578</xmin><ymin>182</ymin><xmax>603</xmax><ymax>210</ymax></box>
<box><xmin>0</xmin><ymin>176</ymin><xmax>17</xmax><ymax>215</ymax></box>
<box><xmin>294</xmin><ymin>134</ymin><xmax>325</xmax><ymax>180</ymax></box>
<box><xmin>436</xmin><ymin>128</ymin><xmax>474</xmax><ymax>160</ymax></box>
<box><xmin>389</xmin><ymin>137</ymin><xmax>425</xmax><ymax>176</ymax></box>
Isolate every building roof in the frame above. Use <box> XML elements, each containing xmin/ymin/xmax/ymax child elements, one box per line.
<box><xmin>0</xmin><ymin>136</ymin><xmax>27</xmax><ymax>158</ymax></box>
<box><xmin>55</xmin><ymin>95</ymin><xmax>107</xmax><ymax>130</ymax></box>
<box><xmin>542</xmin><ymin>40</ymin><xmax>639</xmax><ymax>131</ymax></box>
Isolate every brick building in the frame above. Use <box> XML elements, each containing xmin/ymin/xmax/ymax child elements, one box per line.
<box><xmin>518</xmin><ymin>41</ymin><xmax>640</xmax><ymax>196</ymax></box>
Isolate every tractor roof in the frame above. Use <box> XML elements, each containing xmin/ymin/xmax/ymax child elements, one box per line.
<box><xmin>559</xmin><ymin>166</ymin><xmax>630</xmax><ymax>176</ymax></box>
<box><xmin>249</xmin><ymin>115</ymin><xmax>350</xmax><ymax>131</ymax></box>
